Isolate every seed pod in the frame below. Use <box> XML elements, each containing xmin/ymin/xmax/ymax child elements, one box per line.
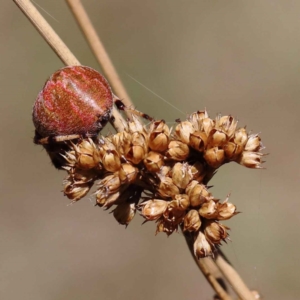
<box><xmin>207</xmin><ymin>129</ymin><xmax>227</xmax><ymax>149</ymax></box>
<box><xmin>157</xmin><ymin>177</ymin><xmax>180</xmax><ymax>198</ymax></box>
<box><xmin>245</xmin><ymin>133</ymin><xmax>262</xmax><ymax>152</ymax></box>
<box><xmin>126</xmin><ymin>132</ymin><xmax>148</xmax><ymax>165</ymax></box>
<box><xmin>111</xmin><ymin>131</ymin><xmax>132</xmax><ymax>156</ymax></box>
<box><xmin>189</xmin><ymin>131</ymin><xmax>208</xmax><ymax>152</ymax></box>
<box><xmin>148</xmin><ymin>120</ymin><xmax>170</xmax><ymax>152</ymax></box>
<box><xmin>199</xmin><ymin>199</ymin><xmax>218</xmax><ymax>219</ymax></box>
<box><xmin>140</xmin><ymin>199</ymin><xmax>168</xmax><ymax>221</ymax></box>
<box><xmin>64</xmin><ymin>181</ymin><xmax>92</xmax><ymax>201</ymax></box>
<box><xmin>72</xmin><ymin>138</ymin><xmax>101</xmax><ymax>170</ymax></box>
<box><xmin>223</xmin><ymin>141</ymin><xmax>243</xmax><ymax>160</ymax></box>
<box><xmin>215</xmin><ymin>115</ymin><xmax>238</xmax><ymax>138</ymax></box>
<box><xmin>189</xmin><ymin>110</ymin><xmax>209</xmax><ymax>131</ymax></box>
<box><xmin>171</xmin><ymin>162</ymin><xmax>192</xmax><ymax>189</ymax></box>
<box><xmin>102</xmin><ymin>149</ymin><xmax>121</xmax><ymax>172</ymax></box>
<box><xmin>183</xmin><ymin>210</ymin><xmax>201</xmax><ymax>232</ymax></box>
<box><xmin>186</xmin><ymin>181</ymin><xmax>211</xmax><ymax>207</ymax></box>
<box><xmin>216</xmin><ymin>199</ymin><xmax>237</xmax><ymax>220</ymax></box>
<box><xmin>119</xmin><ymin>163</ymin><xmax>138</xmax><ymax>184</ymax></box>
<box><xmin>99</xmin><ymin>172</ymin><xmax>121</xmax><ymax>194</ymax></box>
<box><xmin>171</xmin><ymin>194</ymin><xmax>190</xmax><ymax>210</ymax></box>
<box><xmin>166</xmin><ymin>141</ymin><xmax>190</xmax><ymax>161</ymax></box>
<box><xmin>175</xmin><ymin>121</ymin><xmax>195</xmax><ymax>144</ymax></box>
<box><xmin>201</xmin><ymin>118</ymin><xmax>214</xmax><ymax>136</ymax></box>
<box><xmin>113</xmin><ymin>203</ymin><xmax>136</xmax><ymax>226</ymax></box>
<box><xmin>203</xmin><ymin>147</ymin><xmax>225</xmax><ymax>168</ymax></box>
<box><xmin>156</xmin><ymin>218</ymin><xmax>178</xmax><ymax>236</ymax></box>
<box><xmin>194</xmin><ymin>231</ymin><xmax>213</xmax><ymax>258</ymax></box>
<box><xmin>190</xmin><ymin>162</ymin><xmax>206</xmax><ymax>182</ymax></box>
<box><xmin>204</xmin><ymin>220</ymin><xmax>229</xmax><ymax>245</ymax></box>
<box><xmin>68</xmin><ymin>168</ymin><xmax>98</xmax><ymax>184</ymax></box>
<box><xmin>237</xmin><ymin>151</ymin><xmax>264</xmax><ymax>169</ymax></box>
<box><xmin>144</xmin><ymin>151</ymin><xmax>164</xmax><ymax>173</ymax></box>
<box><xmin>233</xmin><ymin>127</ymin><xmax>248</xmax><ymax>148</ymax></box>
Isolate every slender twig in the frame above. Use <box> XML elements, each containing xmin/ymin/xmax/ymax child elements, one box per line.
<box><xmin>181</xmin><ymin>226</ymin><xmax>233</xmax><ymax>300</ymax></box>
<box><xmin>215</xmin><ymin>253</ymin><xmax>255</xmax><ymax>300</ymax></box>
<box><xmin>65</xmin><ymin>0</ymin><xmax>134</xmax><ymax>118</ymax></box>
<box><xmin>13</xmin><ymin>0</ymin><xmax>125</xmax><ymax>132</ymax></box>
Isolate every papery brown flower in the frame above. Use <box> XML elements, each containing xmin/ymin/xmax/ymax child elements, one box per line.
<box><xmin>237</xmin><ymin>151</ymin><xmax>264</xmax><ymax>169</ymax></box>
<box><xmin>189</xmin><ymin>110</ymin><xmax>208</xmax><ymax>131</ymax></box>
<box><xmin>171</xmin><ymin>162</ymin><xmax>192</xmax><ymax>189</ymax></box>
<box><xmin>215</xmin><ymin>115</ymin><xmax>238</xmax><ymax>138</ymax></box>
<box><xmin>204</xmin><ymin>220</ymin><xmax>229</xmax><ymax>245</ymax></box>
<box><xmin>204</xmin><ymin>147</ymin><xmax>225</xmax><ymax>168</ymax></box>
<box><xmin>64</xmin><ymin>181</ymin><xmax>92</xmax><ymax>201</ymax></box>
<box><xmin>148</xmin><ymin>120</ymin><xmax>170</xmax><ymax>152</ymax></box>
<box><xmin>166</xmin><ymin>140</ymin><xmax>189</xmax><ymax>161</ymax></box>
<box><xmin>189</xmin><ymin>131</ymin><xmax>207</xmax><ymax>152</ymax></box>
<box><xmin>143</xmin><ymin>151</ymin><xmax>164</xmax><ymax>173</ymax></box>
<box><xmin>216</xmin><ymin>198</ymin><xmax>237</xmax><ymax>220</ymax></box>
<box><xmin>119</xmin><ymin>163</ymin><xmax>138</xmax><ymax>184</ymax></box>
<box><xmin>140</xmin><ymin>199</ymin><xmax>168</xmax><ymax>221</ymax></box>
<box><xmin>157</xmin><ymin>177</ymin><xmax>180</xmax><ymax>198</ymax></box>
<box><xmin>194</xmin><ymin>231</ymin><xmax>213</xmax><ymax>258</ymax></box>
<box><xmin>245</xmin><ymin>133</ymin><xmax>262</xmax><ymax>152</ymax></box>
<box><xmin>186</xmin><ymin>181</ymin><xmax>211</xmax><ymax>207</ymax></box>
<box><xmin>199</xmin><ymin>199</ymin><xmax>218</xmax><ymax>219</ymax></box>
<box><xmin>175</xmin><ymin>121</ymin><xmax>195</xmax><ymax>144</ymax></box>
<box><xmin>183</xmin><ymin>209</ymin><xmax>201</xmax><ymax>232</ymax></box>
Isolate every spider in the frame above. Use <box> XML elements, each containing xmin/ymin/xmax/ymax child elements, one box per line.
<box><xmin>32</xmin><ymin>65</ymin><xmax>152</xmax><ymax>169</ymax></box>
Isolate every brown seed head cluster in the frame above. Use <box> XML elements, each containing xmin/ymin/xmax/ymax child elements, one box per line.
<box><xmin>60</xmin><ymin>110</ymin><xmax>265</xmax><ymax>258</ymax></box>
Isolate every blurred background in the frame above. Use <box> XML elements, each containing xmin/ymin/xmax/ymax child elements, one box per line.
<box><xmin>1</xmin><ymin>1</ymin><xmax>300</xmax><ymax>299</ymax></box>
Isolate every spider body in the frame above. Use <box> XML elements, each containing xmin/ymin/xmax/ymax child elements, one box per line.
<box><xmin>33</xmin><ymin>66</ymin><xmax>113</xmax><ymax>168</ymax></box>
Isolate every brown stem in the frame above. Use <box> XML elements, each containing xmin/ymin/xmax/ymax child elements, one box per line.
<box><xmin>13</xmin><ymin>0</ymin><xmax>125</xmax><ymax>132</ymax></box>
<box><xmin>65</xmin><ymin>0</ymin><xmax>134</xmax><ymax>117</ymax></box>
<box><xmin>181</xmin><ymin>226</ymin><xmax>233</xmax><ymax>300</ymax></box>
<box><xmin>215</xmin><ymin>252</ymin><xmax>255</xmax><ymax>300</ymax></box>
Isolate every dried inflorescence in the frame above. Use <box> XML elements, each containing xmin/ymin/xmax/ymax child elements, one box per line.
<box><xmin>60</xmin><ymin>110</ymin><xmax>265</xmax><ymax>258</ymax></box>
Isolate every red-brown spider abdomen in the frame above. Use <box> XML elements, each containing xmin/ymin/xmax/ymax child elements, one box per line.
<box><xmin>33</xmin><ymin>66</ymin><xmax>113</xmax><ymax>138</ymax></box>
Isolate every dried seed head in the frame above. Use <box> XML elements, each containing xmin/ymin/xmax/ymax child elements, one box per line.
<box><xmin>245</xmin><ymin>133</ymin><xmax>262</xmax><ymax>152</ymax></box>
<box><xmin>148</xmin><ymin>120</ymin><xmax>170</xmax><ymax>152</ymax></box>
<box><xmin>202</xmin><ymin>118</ymin><xmax>214</xmax><ymax>136</ymax></box>
<box><xmin>237</xmin><ymin>151</ymin><xmax>264</xmax><ymax>169</ymax></box>
<box><xmin>113</xmin><ymin>203</ymin><xmax>136</xmax><ymax>226</ymax></box>
<box><xmin>140</xmin><ymin>199</ymin><xmax>168</xmax><ymax>221</ymax></box>
<box><xmin>111</xmin><ymin>131</ymin><xmax>131</xmax><ymax>156</ymax></box>
<box><xmin>190</xmin><ymin>162</ymin><xmax>206</xmax><ymax>182</ymax></box>
<box><xmin>194</xmin><ymin>231</ymin><xmax>213</xmax><ymax>259</ymax></box>
<box><xmin>156</xmin><ymin>219</ymin><xmax>178</xmax><ymax>236</ymax></box>
<box><xmin>189</xmin><ymin>110</ymin><xmax>209</xmax><ymax>131</ymax></box>
<box><xmin>102</xmin><ymin>149</ymin><xmax>121</xmax><ymax>172</ymax></box>
<box><xmin>216</xmin><ymin>198</ymin><xmax>237</xmax><ymax>220</ymax></box>
<box><xmin>72</xmin><ymin>138</ymin><xmax>101</xmax><ymax>170</ymax></box>
<box><xmin>157</xmin><ymin>177</ymin><xmax>180</xmax><ymax>198</ymax></box>
<box><xmin>207</xmin><ymin>129</ymin><xmax>227</xmax><ymax>149</ymax></box>
<box><xmin>189</xmin><ymin>131</ymin><xmax>208</xmax><ymax>152</ymax></box>
<box><xmin>199</xmin><ymin>199</ymin><xmax>218</xmax><ymax>219</ymax></box>
<box><xmin>175</xmin><ymin>121</ymin><xmax>195</xmax><ymax>144</ymax></box>
<box><xmin>143</xmin><ymin>151</ymin><xmax>164</xmax><ymax>173</ymax></box>
<box><xmin>215</xmin><ymin>115</ymin><xmax>238</xmax><ymax>138</ymax></box>
<box><xmin>171</xmin><ymin>162</ymin><xmax>192</xmax><ymax>189</ymax></box>
<box><xmin>170</xmin><ymin>194</ymin><xmax>190</xmax><ymax>210</ymax></box>
<box><xmin>126</xmin><ymin>132</ymin><xmax>148</xmax><ymax>164</ymax></box>
<box><xmin>204</xmin><ymin>220</ymin><xmax>229</xmax><ymax>245</ymax></box>
<box><xmin>99</xmin><ymin>172</ymin><xmax>121</xmax><ymax>194</ymax></box>
<box><xmin>203</xmin><ymin>147</ymin><xmax>225</xmax><ymax>168</ymax></box>
<box><xmin>233</xmin><ymin>127</ymin><xmax>248</xmax><ymax>147</ymax></box>
<box><xmin>166</xmin><ymin>141</ymin><xmax>190</xmax><ymax>161</ymax></box>
<box><xmin>119</xmin><ymin>163</ymin><xmax>138</xmax><ymax>184</ymax></box>
<box><xmin>64</xmin><ymin>181</ymin><xmax>92</xmax><ymax>201</ymax></box>
<box><xmin>183</xmin><ymin>210</ymin><xmax>201</xmax><ymax>232</ymax></box>
<box><xmin>186</xmin><ymin>181</ymin><xmax>211</xmax><ymax>207</ymax></box>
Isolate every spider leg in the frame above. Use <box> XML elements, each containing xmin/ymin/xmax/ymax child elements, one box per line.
<box><xmin>34</xmin><ymin>134</ymin><xmax>82</xmax><ymax>145</ymax></box>
<box><xmin>114</xmin><ymin>97</ymin><xmax>154</xmax><ymax>121</ymax></box>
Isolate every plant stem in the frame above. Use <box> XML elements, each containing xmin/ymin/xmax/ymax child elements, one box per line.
<box><xmin>65</xmin><ymin>0</ymin><xmax>134</xmax><ymax>117</ymax></box>
<box><xmin>13</xmin><ymin>0</ymin><xmax>125</xmax><ymax>132</ymax></box>
<box><xmin>181</xmin><ymin>226</ymin><xmax>232</xmax><ymax>300</ymax></box>
<box><xmin>215</xmin><ymin>252</ymin><xmax>255</xmax><ymax>300</ymax></box>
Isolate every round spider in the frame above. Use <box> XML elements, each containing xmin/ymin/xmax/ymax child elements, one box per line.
<box><xmin>32</xmin><ymin>65</ymin><xmax>152</xmax><ymax>169</ymax></box>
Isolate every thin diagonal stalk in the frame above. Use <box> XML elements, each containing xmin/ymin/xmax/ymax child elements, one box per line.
<box><xmin>215</xmin><ymin>252</ymin><xmax>255</xmax><ymax>300</ymax></box>
<box><xmin>66</xmin><ymin>0</ymin><xmax>134</xmax><ymax>118</ymax></box>
<box><xmin>13</xmin><ymin>0</ymin><xmax>125</xmax><ymax>133</ymax></box>
<box><xmin>181</xmin><ymin>226</ymin><xmax>232</xmax><ymax>300</ymax></box>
